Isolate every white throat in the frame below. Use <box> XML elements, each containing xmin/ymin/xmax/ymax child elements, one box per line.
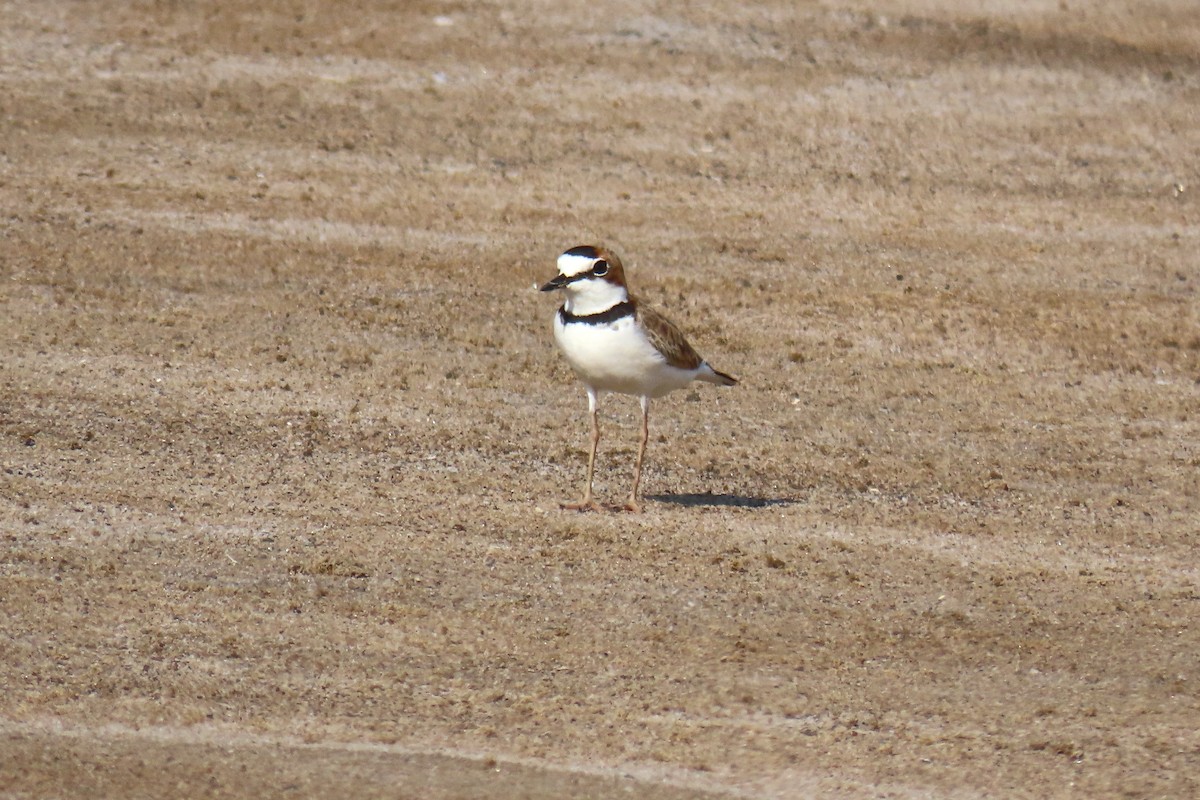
<box><xmin>562</xmin><ymin>277</ymin><xmax>629</xmax><ymax>316</ymax></box>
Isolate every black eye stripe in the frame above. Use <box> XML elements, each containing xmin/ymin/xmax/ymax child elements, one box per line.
<box><xmin>592</xmin><ymin>260</ymin><xmax>609</xmax><ymax>276</ymax></box>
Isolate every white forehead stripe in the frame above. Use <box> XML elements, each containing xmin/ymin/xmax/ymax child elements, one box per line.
<box><xmin>557</xmin><ymin>253</ymin><xmax>598</xmax><ymax>277</ymax></box>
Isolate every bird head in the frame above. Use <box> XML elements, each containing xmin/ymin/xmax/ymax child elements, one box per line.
<box><xmin>540</xmin><ymin>245</ymin><xmax>629</xmax><ymax>314</ymax></box>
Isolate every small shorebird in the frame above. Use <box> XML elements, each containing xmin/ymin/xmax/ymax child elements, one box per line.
<box><xmin>540</xmin><ymin>244</ymin><xmax>737</xmax><ymax>512</ymax></box>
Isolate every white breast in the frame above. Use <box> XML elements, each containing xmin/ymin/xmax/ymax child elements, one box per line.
<box><xmin>553</xmin><ymin>314</ymin><xmax>699</xmax><ymax>398</ymax></box>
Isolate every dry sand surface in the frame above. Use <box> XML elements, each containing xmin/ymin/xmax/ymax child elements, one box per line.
<box><xmin>2</xmin><ymin>1</ymin><xmax>1199</xmax><ymax>797</ymax></box>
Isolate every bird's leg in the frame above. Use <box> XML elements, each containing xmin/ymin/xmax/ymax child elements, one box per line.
<box><xmin>563</xmin><ymin>388</ymin><xmax>602</xmax><ymax>512</ymax></box>
<box><xmin>624</xmin><ymin>396</ymin><xmax>650</xmax><ymax>513</ymax></box>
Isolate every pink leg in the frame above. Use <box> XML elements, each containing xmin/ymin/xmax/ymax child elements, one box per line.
<box><xmin>624</xmin><ymin>396</ymin><xmax>650</xmax><ymax>513</ymax></box>
<box><xmin>563</xmin><ymin>388</ymin><xmax>602</xmax><ymax>512</ymax></box>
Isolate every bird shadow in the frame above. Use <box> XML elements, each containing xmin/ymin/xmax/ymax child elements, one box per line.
<box><xmin>646</xmin><ymin>492</ymin><xmax>796</xmax><ymax>509</ymax></box>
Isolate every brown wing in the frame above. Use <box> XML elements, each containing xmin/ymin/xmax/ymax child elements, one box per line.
<box><xmin>635</xmin><ymin>302</ymin><xmax>704</xmax><ymax>371</ymax></box>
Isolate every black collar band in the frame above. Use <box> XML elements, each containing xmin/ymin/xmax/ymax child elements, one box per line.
<box><xmin>558</xmin><ymin>300</ymin><xmax>635</xmax><ymax>326</ymax></box>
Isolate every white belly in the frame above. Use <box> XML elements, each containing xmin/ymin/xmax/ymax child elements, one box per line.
<box><xmin>553</xmin><ymin>314</ymin><xmax>697</xmax><ymax>397</ymax></box>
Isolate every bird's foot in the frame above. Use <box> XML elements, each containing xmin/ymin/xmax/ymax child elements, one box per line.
<box><xmin>622</xmin><ymin>498</ymin><xmax>644</xmax><ymax>513</ymax></box>
<box><xmin>562</xmin><ymin>498</ymin><xmax>603</xmax><ymax>513</ymax></box>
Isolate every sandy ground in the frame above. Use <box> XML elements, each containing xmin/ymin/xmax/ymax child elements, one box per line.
<box><xmin>2</xmin><ymin>1</ymin><xmax>1199</xmax><ymax>797</ymax></box>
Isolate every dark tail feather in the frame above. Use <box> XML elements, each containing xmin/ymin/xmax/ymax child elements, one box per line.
<box><xmin>699</xmin><ymin>363</ymin><xmax>738</xmax><ymax>386</ymax></box>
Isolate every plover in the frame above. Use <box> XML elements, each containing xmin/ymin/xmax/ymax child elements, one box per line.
<box><xmin>540</xmin><ymin>244</ymin><xmax>737</xmax><ymax>512</ymax></box>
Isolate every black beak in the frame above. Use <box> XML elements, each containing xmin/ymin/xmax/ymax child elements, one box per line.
<box><xmin>540</xmin><ymin>273</ymin><xmax>570</xmax><ymax>292</ymax></box>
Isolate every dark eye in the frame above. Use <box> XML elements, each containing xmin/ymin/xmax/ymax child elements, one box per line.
<box><xmin>592</xmin><ymin>260</ymin><xmax>609</xmax><ymax>276</ymax></box>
